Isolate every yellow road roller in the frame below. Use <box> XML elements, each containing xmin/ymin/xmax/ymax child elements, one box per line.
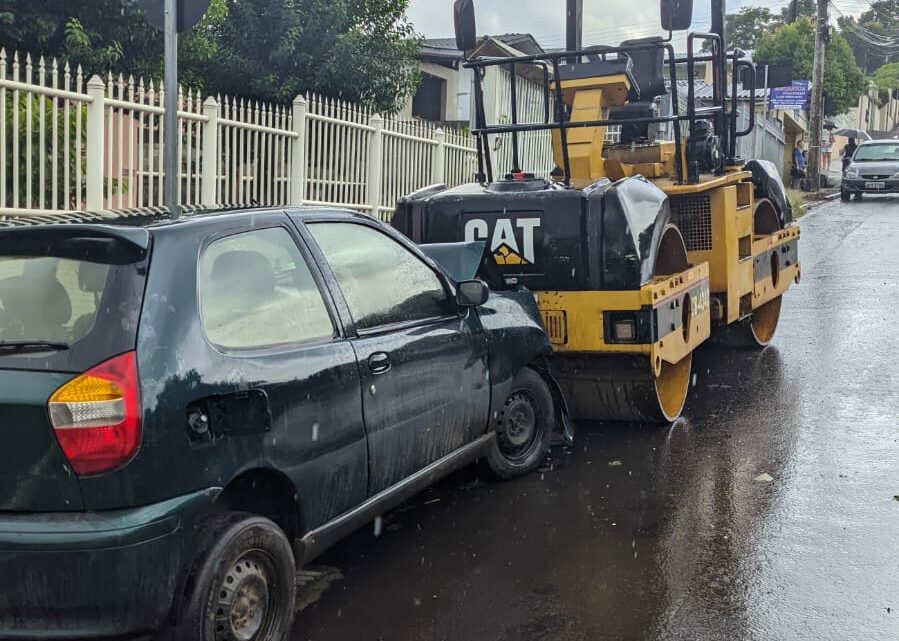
<box><xmin>393</xmin><ymin>0</ymin><xmax>800</xmax><ymax>422</ymax></box>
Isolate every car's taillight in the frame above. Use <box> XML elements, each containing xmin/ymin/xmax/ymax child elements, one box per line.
<box><xmin>49</xmin><ymin>351</ymin><xmax>142</xmax><ymax>476</ymax></box>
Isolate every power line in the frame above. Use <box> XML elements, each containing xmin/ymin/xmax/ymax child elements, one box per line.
<box><xmin>533</xmin><ymin>0</ymin><xmax>834</xmax><ymax>50</ymax></box>
<box><xmin>831</xmin><ymin>1</ymin><xmax>899</xmax><ymax>50</ymax></box>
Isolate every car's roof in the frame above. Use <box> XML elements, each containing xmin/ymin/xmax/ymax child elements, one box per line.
<box><xmin>0</xmin><ymin>205</ymin><xmax>371</xmax><ymax>230</ymax></box>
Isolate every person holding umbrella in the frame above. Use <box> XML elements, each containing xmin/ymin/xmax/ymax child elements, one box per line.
<box><xmin>841</xmin><ymin>137</ymin><xmax>858</xmax><ymax>176</ymax></box>
<box><xmin>834</xmin><ymin>127</ymin><xmax>870</xmax><ymax>175</ymax></box>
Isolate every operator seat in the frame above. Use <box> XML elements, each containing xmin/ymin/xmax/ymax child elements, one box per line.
<box><xmin>608</xmin><ymin>36</ymin><xmax>667</xmax><ymax>144</ymax></box>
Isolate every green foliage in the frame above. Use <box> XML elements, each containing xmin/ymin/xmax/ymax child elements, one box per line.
<box><xmin>756</xmin><ymin>18</ymin><xmax>866</xmax><ymax>115</ymax></box>
<box><xmin>205</xmin><ymin>0</ymin><xmax>421</xmax><ymax>113</ymax></box>
<box><xmin>704</xmin><ymin>0</ymin><xmax>818</xmax><ymax>53</ymax></box>
<box><xmin>870</xmin><ymin>62</ymin><xmax>899</xmax><ymax>104</ymax></box>
<box><xmin>0</xmin><ymin>0</ymin><xmax>226</xmax><ymax>85</ymax></box>
<box><xmin>703</xmin><ymin>7</ymin><xmax>776</xmax><ymax>52</ymax></box>
<box><xmin>837</xmin><ymin>1</ymin><xmax>899</xmax><ymax>75</ymax></box>
<box><xmin>63</xmin><ymin>18</ymin><xmax>123</xmax><ymax>71</ymax></box>
<box><xmin>786</xmin><ymin>189</ymin><xmax>806</xmax><ymax>218</ymax></box>
<box><xmin>779</xmin><ymin>0</ymin><xmax>816</xmax><ymax>24</ymax></box>
<box><xmin>0</xmin><ymin>0</ymin><xmax>421</xmax><ymax>113</ymax></box>
<box><xmin>3</xmin><ymin>94</ymin><xmax>86</xmax><ymax>208</ymax></box>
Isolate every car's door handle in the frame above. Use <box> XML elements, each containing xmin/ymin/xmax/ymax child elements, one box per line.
<box><xmin>368</xmin><ymin>352</ymin><xmax>392</xmax><ymax>374</ymax></box>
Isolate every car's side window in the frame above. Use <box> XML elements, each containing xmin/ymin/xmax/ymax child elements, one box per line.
<box><xmin>199</xmin><ymin>227</ymin><xmax>334</xmax><ymax>349</ymax></box>
<box><xmin>308</xmin><ymin>222</ymin><xmax>453</xmax><ymax>331</ymax></box>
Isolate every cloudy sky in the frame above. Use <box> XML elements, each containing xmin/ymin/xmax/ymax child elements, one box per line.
<box><xmin>406</xmin><ymin>0</ymin><xmax>822</xmax><ymax>47</ymax></box>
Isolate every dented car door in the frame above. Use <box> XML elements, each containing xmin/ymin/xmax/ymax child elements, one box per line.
<box><xmin>302</xmin><ymin>219</ymin><xmax>491</xmax><ymax>494</ymax></box>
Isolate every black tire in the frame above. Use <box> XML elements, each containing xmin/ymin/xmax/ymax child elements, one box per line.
<box><xmin>168</xmin><ymin>513</ymin><xmax>297</xmax><ymax>641</ymax></box>
<box><xmin>841</xmin><ymin>189</ymin><xmax>851</xmax><ymax>202</ymax></box>
<box><xmin>854</xmin><ymin>192</ymin><xmax>864</xmax><ymax>200</ymax></box>
<box><xmin>484</xmin><ymin>368</ymin><xmax>554</xmax><ymax>480</ymax></box>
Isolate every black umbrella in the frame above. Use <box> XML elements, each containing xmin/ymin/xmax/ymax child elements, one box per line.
<box><xmin>834</xmin><ymin>128</ymin><xmax>872</xmax><ymax>141</ymax></box>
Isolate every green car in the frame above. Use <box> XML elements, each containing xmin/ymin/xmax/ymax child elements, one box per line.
<box><xmin>0</xmin><ymin>208</ymin><xmax>563</xmax><ymax>640</ymax></box>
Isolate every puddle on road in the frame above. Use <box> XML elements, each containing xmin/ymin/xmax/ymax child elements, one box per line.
<box><xmin>296</xmin><ymin>565</ymin><xmax>344</xmax><ymax>612</ymax></box>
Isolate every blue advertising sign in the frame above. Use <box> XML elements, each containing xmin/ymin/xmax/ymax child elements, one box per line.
<box><xmin>770</xmin><ymin>81</ymin><xmax>810</xmax><ymax>110</ymax></box>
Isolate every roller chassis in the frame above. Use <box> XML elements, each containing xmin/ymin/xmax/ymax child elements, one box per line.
<box><xmin>395</xmin><ymin>0</ymin><xmax>800</xmax><ymax>422</ymax></box>
<box><xmin>392</xmin><ymin>166</ymin><xmax>799</xmax><ymax>423</ymax></box>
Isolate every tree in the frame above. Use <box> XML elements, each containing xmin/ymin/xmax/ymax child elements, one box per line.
<box><xmin>703</xmin><ymin>7</ymin><xmax>775</xmax><ymax>51</ymax></box>
<box><xmin>0</xmin><ymin>0</ymin><xmax>227</xmax><ymax>87</ymax></box>
<box><xmin>779</xmin><ymin>0</ymin><xmax>816</xmax><ymax>24</ymax></box>
<box><xmin>756</xmin><ymin>18</ymin><xmax>866</xmax><ymax>114</ymax></box>
<box><xmin>837</xmin><ymin>1</ymin><xmax>899</xmax><ymax>74</ymax></box>
<box><xmin>727</xmin><ymin>7</ymin><xmax>776</xmax><ymax>51</ymax></box>
<box><xmin>870</xmin><ymin>62</ymin><xmax>899</xmax><ymax>104</ymax></box>
<box><xmin>205</xmin><ymin>0</ymin><xmax>420</xmax><ymax>112</ymax></box>
<box><xmin>0</xmin><ymin>0</ymin><xmax>421</xmax><ymax>113</ymax></box>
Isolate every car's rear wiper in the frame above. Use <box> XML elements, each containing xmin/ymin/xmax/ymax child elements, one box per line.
<box><xmin>0</xmin><ymin>340</ymin><xmax>70</xmax><ymax>353</ymax></box>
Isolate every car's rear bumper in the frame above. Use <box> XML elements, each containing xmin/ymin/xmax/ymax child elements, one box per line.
<box><xmin>0</xmin><ymin>488</ymin><xmax>219</xmax><ymax>639</ymax></box>
<box><xmin>842</xmin><ymin>178</ymin><xmax>899</xmax><ymax>193</ymax></box>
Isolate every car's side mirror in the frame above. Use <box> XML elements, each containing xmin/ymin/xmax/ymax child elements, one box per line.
<box><xmin>660</xmin><ymin>0</ymin><xmax>693</xmax><ymax>31</ymax></box>
<box><xmin>456</xmin><ymin>280</ymin><xmax>489</xmax><ymax>307</ymax></box>
<box><xmin>454</xmin><ymin>0</ymin><xmax>478</xmax><ymax>53</ymax></box>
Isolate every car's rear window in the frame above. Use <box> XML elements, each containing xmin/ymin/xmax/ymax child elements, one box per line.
<box><xmin>0</xmin><ymin>234</ymin><xmax>149</xmax><ymax>373</ymax></box>
<box><xmin>0</xmin><ymin>256</ymin><xmax>109</xmax><ymax>345</ymax></box>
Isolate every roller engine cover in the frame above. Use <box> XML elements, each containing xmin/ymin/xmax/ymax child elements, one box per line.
<box><xmin>392</xmin><ymin>175</ymin><xmax>673</xmax><ymax>293</ymax></box>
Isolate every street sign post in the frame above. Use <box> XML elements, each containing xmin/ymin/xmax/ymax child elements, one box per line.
<box><xmin>137</xmin><ymin>0</ymin><xmax>211</xmax><ymax>31</ymax></box>
<box><xmin>136</xmin><ymin>0</ymin><xmax>210</xmax><ymax>219</ymax></box>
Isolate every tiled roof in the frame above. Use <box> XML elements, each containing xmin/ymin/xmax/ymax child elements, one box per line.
<box><xmin>423</xmin><ymin>38</ymin><xmax>459</xmax><ymax>50</ymax></box>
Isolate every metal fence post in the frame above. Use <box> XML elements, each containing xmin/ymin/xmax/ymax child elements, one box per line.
<box><xmin>201</xmin><ymin>96</ymin><xmax>219</xmax><ymax>207</ymax></box>
<box><xmin>367</xmin><ymin>113</ymin><xmax>384</xmax><ymax>217</ymax></box>
<box><xmin>432</xmin><ymin>128</ymin><xmax>446</xmax><ymax>184</ymax></box>
<box><xmin>85</xmin><ymin>75</ymin><xmax>105</xmax><ymax>211</ymax></box>
<box><xmin>289</xmin><ymin>95</ymin><xmax>307</xmax><ymax>205</ymax></box>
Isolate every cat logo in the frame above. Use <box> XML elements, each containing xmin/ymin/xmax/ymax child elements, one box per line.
<box><xmin>464</xmin><ymin>217</ymin><xmax>541</xmax><ymax>266</ymax></box>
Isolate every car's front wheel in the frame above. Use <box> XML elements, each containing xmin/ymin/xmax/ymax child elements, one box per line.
<box><xmin>841</xmin><ymin>188</ymin><xmax>851</xmax><ymax>202</ymax></box>
<box><xmin>484</xmin><ymin>368</ymin><xmax>554</xmax><ymax>480</ymax></box>
<box><xmin>169</xmin><ymin>513</ymin><xmax>297</xmax><ymax>641</ymax></box>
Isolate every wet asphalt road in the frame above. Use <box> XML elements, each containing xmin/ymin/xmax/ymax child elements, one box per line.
<box><xmin>292</xmin><ymin>197</ymin><xmax>899</xmax><ymax>641</ymax></box>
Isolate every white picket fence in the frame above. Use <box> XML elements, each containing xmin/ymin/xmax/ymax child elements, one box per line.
<box><xmin>0</xmin><ymin>47</ymin><xmax>478</xmax><ymax>222</ymax></box>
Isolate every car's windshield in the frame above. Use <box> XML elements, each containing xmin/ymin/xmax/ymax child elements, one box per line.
<box><xmin>852</xmin><ymin>144</ymin><xmax>899</xmax><ymax>162</ymax></box>
<box><xmin>0</xmin><ymin>256</ymin><xmax>109</xmax><ymax>347</ymax></box>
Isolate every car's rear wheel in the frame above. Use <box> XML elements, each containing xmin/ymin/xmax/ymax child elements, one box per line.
<box><xmin>484</xmin><ymin>368</ymin><xmax>554</xmax><ymax>480</ymax></box>
<box><xmin>168</xmin><ymin>513</ymin><xmax>296</xmax><ymax>641</ymax></box>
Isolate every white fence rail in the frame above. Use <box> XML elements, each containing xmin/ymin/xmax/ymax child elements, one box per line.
<box><xmin>0</xmin><ymin>46</ymin><xmax>477</xmax><ymax>222</ymax></box>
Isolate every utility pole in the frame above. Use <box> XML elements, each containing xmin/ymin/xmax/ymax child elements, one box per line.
<box><xmin>164</xmin><ymin>0</ymin><xmax>179</xmax><ymax>218</ymax></box>
<box><xmin>566</xmin><ymin>0</ymin><xmax>583</xmax><ymax>63</ymax></box>
<box><xmin>805</xmin><ymin>0</ymin><xmax>827</xmax><ymax>192</ymax></box>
